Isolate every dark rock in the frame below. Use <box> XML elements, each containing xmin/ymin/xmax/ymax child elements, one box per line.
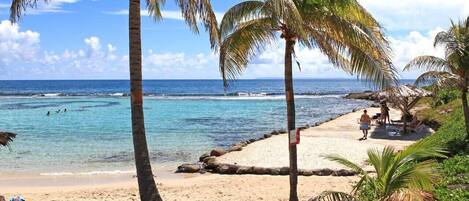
<box><xmin>270</xmin><ymin>168</ymin><xmax>280</xmax><ymax>175</ymax></box>
<box><xmin>264</xmin><ymin>134</ymin><xmax>272</xmax><ymax>138</ymax></box>
<box><xmin>314</xmin><ymin>168</ymin><xmax>334</xmax><ymax>176</ymax></box>
<box><xmin>301</xmin><ymin>169</ymin><xmax>314</xmax><ymax>176</ymax></box>
<box><xmin>216</xmin><ymin>164</ymin><xmax>239</xmax><ymax>174</ymax></box>
<box><xmin>278</xmin><ymin>129</ymin><xmax>287</xmax><ymax>134</ymax></box>
<box><xmin>203</xmin><ymin>156</ymin><xmax>216</xmax><ymax>163</ymax></box>
<box><xmin>210</xmin><ymin>148</ymin><xmax>227</xmax><ymax>156</ymax></box>
<box><xmin>236</xmin><ymin>166</ymin><xmax>254</xmax><ymax>174</ymax></box>
<box><xmin>236</xmin><ymin>142</ymin><xmax>247</xmax><ymax>147</ymax></box>
<box><xmin>249</xmin><ymin>138</ymin><xmax>256</xmax><ymax>143</ymax></box>
<box><xmin>199</xmin><ymin>152</ymin><xmax>210</xmax><ymax>162</ymax></box>
<box><xmin>333</xmin><ymin>169</ymin><xmax>356</xmax><ymax>176</ymax></box>
<box><xmin>203</xmin><ymin>156</ymin><xmax>218</xmax><ymax>169</ymax></box>
<box><xmin>271</xmin><ymin>130</ymin><xmax>279</xmax><ymax>135</ymax></box>
<box><xmin>252</xmin><ymin>167</ymin><xmax>270</xmax><ymax>175</ymax></box>
<box><xmin>229</xmin><ymin>145</ymin><xmax>243</xmax><ymax>152</ymax></box>
<box><xmin>279</xmin><ymin>167</ymin><xmax>290</xmax><ymax>175</ymax></box>
<box><xmin>176</xmin><ymin>163</ymin><xmax>201</xmax><ymax>173</ymax></box>
<box><xmin>344</xmin><ymin>92</ymin><xmax>375</xmax><ymax>100</ymax></box>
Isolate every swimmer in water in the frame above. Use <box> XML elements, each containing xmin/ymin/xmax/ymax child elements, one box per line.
<box><xmin>47</xmin><ymin>111</ymin><xmax>50</xmax><ymax>116</ymax></box>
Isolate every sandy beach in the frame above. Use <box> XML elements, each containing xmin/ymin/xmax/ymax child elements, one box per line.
<box><xmin>1</xmin><ymin>107</ymin><xmax>432</xmax><ymax>200</ymax></box>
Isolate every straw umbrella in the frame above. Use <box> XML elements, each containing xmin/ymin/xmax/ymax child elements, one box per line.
<box><xmin>0</xmin><ymin>132</ymin><xmax>16</xmax><ymax>147</ymax></box>
<box><xmin>379</xmin><ymin>85</ymin><xmax>432</xmax><ymax>133</ymax></box>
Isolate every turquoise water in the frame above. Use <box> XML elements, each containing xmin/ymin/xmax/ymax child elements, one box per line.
<box><xmin>0</xmin><ymin>95</ymin><xmax>370</xmax><ymax>174</ymax></box>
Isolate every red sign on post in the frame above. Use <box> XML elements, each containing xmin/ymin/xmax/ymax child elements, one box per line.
<box><xmin>289</xmin><ymin>129</ymin><xmax>300</xmax><ymax>145</ymax></box>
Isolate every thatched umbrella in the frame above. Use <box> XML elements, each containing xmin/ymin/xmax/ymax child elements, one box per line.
<box><xmin>0</xmin><ymin>132</ymin><xmax>16</xmax><ymax>147</ymax></box>
<box><xmin>379</xmin><ymin>85</ymin><xmax>432</xmax><ymax>133</ymax></box>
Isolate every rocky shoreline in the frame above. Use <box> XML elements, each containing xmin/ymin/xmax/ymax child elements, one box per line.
<box><xmin>175</xmin><ymin>102</ymin><xmax>373</xmax><ymax>177</ymax></box>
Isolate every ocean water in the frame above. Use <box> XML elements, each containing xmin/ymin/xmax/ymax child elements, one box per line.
<box><xmin>0</xmin><ymin>79</ymin><xmax>409</xmax><ymax>175</ymax></box>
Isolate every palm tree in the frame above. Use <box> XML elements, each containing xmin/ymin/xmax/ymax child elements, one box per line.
<box><xmin>10</xmin><ymin>0</ymin><xmax>218</xmax><ymax>200</ymax></box>
<box><xmin>218</xmin><ymin>1</ymin><xmax>396</xmax><ymax>200</ymax></box>
<box><xmin>311</xmin><ymin>139</ymin><xmax>446</xmax><ymax>201</ymax></box>
<box><xmin>404</xmin><ymin>17</ymin><xmax>469</xmax><ymax>141</ymax></box>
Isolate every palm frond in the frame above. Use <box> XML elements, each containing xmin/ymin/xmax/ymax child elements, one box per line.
<box><xmin>10</xmin><ymin>0</ymin><xmax>47</xmax><ymax>22</ymax></box>
<box><xmin>309</xmin><ymin>191</ymin><xmax>359</xmax><ymax>201</ymax></box>
<box><xmin>145</xmin><ymin>0</ymin><xmax>165</xmax><ymax>21</ymax></box>
<box><xmin>220</xmin><ymin>1</ymin><xmax>266</xmax><ymax>39</ymax></box>
<box><xmin>404</xmin><ymin>56</ymin><xmax>451</xmax><ymax>72</ymax></box>
<box><xmin>414</xmin><ymin>71</ymin><xmax>460</xmax><ymax>90</ymax></box>
<box><xmin>324</xmin><ymin>154</ymin><xmax>365</xmax><ymax>174</ymax></box>
<box><xmin>263</xmin><ymin>0</ymin><xmax>308</xmax><ymax>41</ymax></box>
<box><xmin>398</xmin><ymin>139</ymin><xmax>447</xmax><ymax>164</ymax></box>
<box><xmin>176</xmin><ymin>0</ymin><xmax>220</xmax><ymax>49</ymax></box>
<box><xmin>305</xmin><ymin>12</ymin><xmax>396</xmax><ymax>90</ymax></box>
<box><xmin>219</xmin><ymin>18</ymin><xmax>276</xmax><ymax>88</ymax></box>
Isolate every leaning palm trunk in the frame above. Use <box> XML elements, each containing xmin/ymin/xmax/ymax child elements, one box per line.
<box><xmin>284</xmin><ymin>38</ymin><xmax>298</xmax><ymax>201</ymax></box>
<box><xmin>129</xmin><ymin>0</ymin><xmax>162</xmax><ymax>200</ymax></box>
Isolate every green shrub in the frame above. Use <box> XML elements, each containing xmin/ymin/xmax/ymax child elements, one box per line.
<box><xmin>418</xmin><ymin>107</ymin><xmax>467</xmax><ymax>155</ymax></box>
<box><xmin>434</xmin><ymin>90</ymin><xmax>460</xmax><ymax>107</ymax></box>
<box><xmin>435</xmin><ymin>155</ymin><xmax>469</xmax><ymax>201</ymax></box>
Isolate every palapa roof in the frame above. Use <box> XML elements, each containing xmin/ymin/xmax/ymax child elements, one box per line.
<box><xmin>379</xmin><ymin>84</ymin><xmax>432</xmax><ymax>98</ymax></box>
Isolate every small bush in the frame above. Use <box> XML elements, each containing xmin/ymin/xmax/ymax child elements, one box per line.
<box><xmin>435</xmin><ymin>155</ymin><xmax>469</xmax><ymax>201</ymax></box>
<box><xmin>434</xmin><ymin>90</ymin><xmax>460</xmax><ymax>107</ymax></box>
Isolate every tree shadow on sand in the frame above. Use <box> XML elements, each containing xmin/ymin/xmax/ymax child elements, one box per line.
<box><xmin>368</xmin><ymin>124</ymin><xmax>433</xmax><ymax>141</ymax></box>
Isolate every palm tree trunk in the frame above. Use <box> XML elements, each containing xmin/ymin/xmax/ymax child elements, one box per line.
<box><xmin>284</xmin><ymin>38</ymin><xmax>298</xmax><ymax>201</ymax></box>
<box><xmin>129</xmin><ymin>0</ymin><xmax>162</xmax><ymax>200</ymax></box>
<box><xmin>461</xmin><ymin>88</ymin><xmax>469</xmax><ymax>141</ymax></box>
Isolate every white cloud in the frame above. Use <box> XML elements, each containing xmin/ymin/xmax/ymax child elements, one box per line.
<box><xmin>103</xmin><ymin>9</ymin><xmax>224</xmax><ymax>21</ymax></box>
<box><xmin>390</xmin><ymin>27</ymin><xmax>445</xmax><ymax>78</ymax></box>
<box><xmin>359</xmin><ymin>0</ymin><xmax>469</xmax><ymax>31</ymax></box>
<box><xmin>0</xmin><ymin>20</ymin><xmax>40</xmax><ymax>66</ymax></box>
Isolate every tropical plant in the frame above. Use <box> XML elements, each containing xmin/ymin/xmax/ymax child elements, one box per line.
<box><xmin>10</xmin><ymin>0</ymin><xmax>218</xmax><ymax>200</ymax></box>
<box><xmin>404</xmin><ymin>17</ymin><xmax>469</xmax><ymax>142</ymax></box>
<box><xmin>310</xmin><ymin>139</ymin><xmax>447</xmax><ymax>201</ymax></box>
<box><xmin>0</xmin><ymin>132</ymin><xmax>16</xmax><ymax>148</ymax></box>
<box><xmin>218</xmin><ymin>0</ymin><xmax>396</xmax><ymax>200</ymax></box>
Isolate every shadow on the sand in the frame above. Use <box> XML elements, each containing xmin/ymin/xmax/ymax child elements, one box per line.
<box><xmin>368</xmin><ymin>124</ymin><xmax>432</xmax><ymax>141</ymax></box>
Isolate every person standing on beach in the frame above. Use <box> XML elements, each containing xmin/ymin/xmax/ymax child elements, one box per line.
<box><xmin>380</xmin><ymin>102</ymin><xmax>390</xmax><ymax>125</ymax></box>
<box><xmin>360</xmin><ymin>110</ymin><xmax>371</xmax><ymax>140</ymax></box>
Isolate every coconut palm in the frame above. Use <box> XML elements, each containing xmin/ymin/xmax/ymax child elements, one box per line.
<box><xmin>310</xmin><ymin>139</ymin><xmax>446</xmax><ymax>201</ymax></box>
<box><xmin>404</xmin><ymin>17</ymin><xmax>469</xmax><ymax>141</ymax></box>
<box><xmin>10</xmin><ymin>0</ymin><xmax>218</xmax><ymax>200</ymax></box>
<box><xmin>218</xmin><ymin>0</ymin><xmax>396</xmax><ymax>200</ymax></box>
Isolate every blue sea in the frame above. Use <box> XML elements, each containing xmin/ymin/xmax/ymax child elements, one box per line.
<box><xmin>0</xmin><ymin>79</ymin><xmax>410</xmax><ymax>175</ymax></box>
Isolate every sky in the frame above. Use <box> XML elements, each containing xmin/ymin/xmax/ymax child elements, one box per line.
<box><xmin>0</xmin><ymin>0</ymin><xmax>468</xmax><ymax>80</ymax></box>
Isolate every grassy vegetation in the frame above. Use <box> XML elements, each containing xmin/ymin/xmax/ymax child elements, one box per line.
<box><xmin>412</xmin><ymin>90</ymin><xmax>469</xmax><ymax>200</ymax></box>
